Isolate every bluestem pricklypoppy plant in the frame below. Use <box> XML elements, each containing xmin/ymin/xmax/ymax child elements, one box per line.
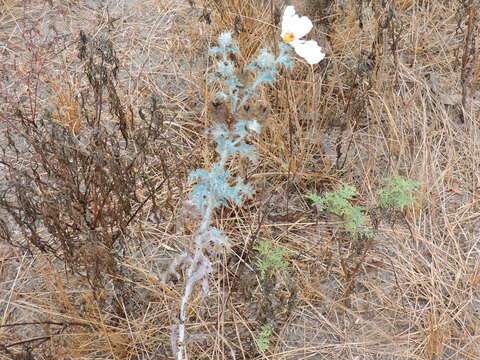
<box><xmin>169</xmin><ymin>9</ymin><xmax>325</xmax><ymax>359</ymax></box>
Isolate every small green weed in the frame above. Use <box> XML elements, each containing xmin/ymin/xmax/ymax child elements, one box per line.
<box><xmin>256</xmin><ymin>323</ymin><xmax>272</xmax><ymax>353</ymax></box>
<box><xmin>254</xmin><ymin>241</ymin><xmax>289</xmax><ymax>279</ymax></box>
<box><xmin>378</xmin><ymin>176</ymin><xmax>421</xmax><ymax>211</ymax></box>
<box><xmin>306</xmin><ymin>185</ymin><xmax>372</xmax><ymax>239</ymax></box>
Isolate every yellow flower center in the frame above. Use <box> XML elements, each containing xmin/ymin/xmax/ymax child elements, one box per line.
<box><xmin>282</xmin><ymin>32</ymin><xmax>295</xmax><ymax>43</ymax></box>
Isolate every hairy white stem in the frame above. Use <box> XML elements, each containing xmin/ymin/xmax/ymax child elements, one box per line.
<box><xmin>175</xmin><ymin>203</ymin><xmax>213</xmax><ymax>360</ymax></box>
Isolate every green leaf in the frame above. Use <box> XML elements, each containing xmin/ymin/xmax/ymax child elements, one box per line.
<box><xmin>378</xmin><ymin>176</ymin><xmax>421</xmax><ymax>211</ymax></box>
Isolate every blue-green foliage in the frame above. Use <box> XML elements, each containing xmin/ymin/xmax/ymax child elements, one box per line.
<box><xmin>209</xmin><ymin>32</ymin><xmax>242</xmax><ymax>110</ymax></box>
<box><xmin>210</xmin><ymin>122</ymin><xmax>259</xmax><ymax>163</ymax></box>
<box><xmin>210</xmin><ymin>33</ymin><xmax>293</xmax><ymax>112</ymax></box>
<box><xmin>189</xmin><ymin>164</ymin><xmax>252</xmax><ymax>210</ymax></box>
<box><xmin>209</xmin><ymin>32</ymin><xmax>239</xmax><ymax>55</ymax></box>
<box><xmin>173</xmin><ymin>32</ymin><xmax>295</xmax><ymax>360</ymax></box>
<box><xmin>244</xmin><ymin>42</ymin><xmax>293</xmax><ymax>104</ymax></box>
<box><xmin>188</xmin><ymin>33</ymin><xmax>293</xmax><ymax>214</ymax></box>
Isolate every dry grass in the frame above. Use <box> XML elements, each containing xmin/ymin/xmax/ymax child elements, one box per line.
<box><xmin>0</xmin><ymin>0</ymin><xmax>479</xmax><ymax>359</ymax></box>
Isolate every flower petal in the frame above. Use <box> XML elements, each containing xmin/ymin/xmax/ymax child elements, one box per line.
<box><xmin>291</xmin><ymin>40</ymin><xmax>325</xmax><ymax>65</ymax></box>
<box><xmin>281</xmin><ymin>6</ymin><xmax>313</xmax><ymax>40</ymax></box>
<box><xmin>283</xmin><ymin>5</ymin><xmax>296</xmax><ymax>18</ymax></box>
<box><xmin>281</xmin><ymin>6</ymin><xmax>297</xmax><ymax>37</ymax></box>
<box><xmin>293</xmin><ymin>15</ymin><xmax>313</xmax><ymax>39</ymax></box>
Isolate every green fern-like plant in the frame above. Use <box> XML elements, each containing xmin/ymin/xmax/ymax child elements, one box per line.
<box><xmin>256</xmin><ymin>323</ymin><xmax>272</xmax><ymax>353</ymax></box>
<box><xmin>254</xmin><ymin>241</ymin><xmax>289</xmax><ymax>279</ymax></box>
<box><xmin>378</xmin><ymin>176</ymin><xmax>421</xmax><ymax>211</ymax></box>
<box><xmin>306</xmin><ymin>185</ymin><xmax>372</xmax><ymax>239</ymax></box>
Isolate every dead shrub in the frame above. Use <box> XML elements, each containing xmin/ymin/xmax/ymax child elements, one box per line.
<box><xmin>0</xmin><ymin>30</ymin><xmax>176</xmax><ymax>293</ymax></box>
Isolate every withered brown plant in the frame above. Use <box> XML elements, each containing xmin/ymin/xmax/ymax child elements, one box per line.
<box><xmin>0</xmin><ymin>30</ymin><xmax>174</xmax><ymax>292</ymax></box>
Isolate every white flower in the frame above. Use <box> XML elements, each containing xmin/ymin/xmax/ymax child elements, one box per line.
<box><xmin>281</xmin><ymin>6</ymin><xmax>325</xmax><ymax>65</ymax></box>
